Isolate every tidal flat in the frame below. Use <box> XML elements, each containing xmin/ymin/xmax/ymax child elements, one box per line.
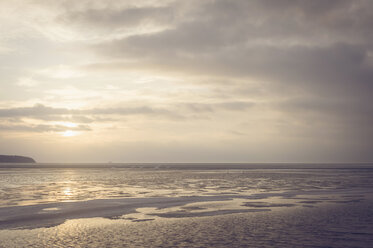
<box><xmin>0</xmin><ymin>164</ymin><xmax>372</xmax><ymax>247</ymax></box>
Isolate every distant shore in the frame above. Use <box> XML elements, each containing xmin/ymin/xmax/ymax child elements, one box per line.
<box><xmin>0</xmin><ymin>155</ymin><xmax>35</xmax><ymax>163</ymax></box>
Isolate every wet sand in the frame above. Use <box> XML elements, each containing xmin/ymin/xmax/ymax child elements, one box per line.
<box><xmin>0</xmin><ymin>199</ymin><xmax>372</xmax><ymax>248</ymax></box>
<box><xmin>0</xmin><ymin>165</ymin><xmax>372</xmax><ymax>247</ymax></box>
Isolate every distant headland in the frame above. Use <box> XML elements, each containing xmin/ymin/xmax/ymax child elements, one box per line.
<box><xmin>0</xmin><ymin>155</ymin><xmax>36</xmax><ymax>163</ymax></box>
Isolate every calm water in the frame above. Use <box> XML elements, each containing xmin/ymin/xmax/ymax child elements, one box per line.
<box><xmin>0</xmin><ymin>164</ymin><xmax>372</xmax><ymax>247</ymax></box>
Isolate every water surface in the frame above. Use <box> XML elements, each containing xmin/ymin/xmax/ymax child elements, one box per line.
<box><xmin>0</xmin><ymin>163</ymin><xmax>372</xmax><ymax>247</ymax></box>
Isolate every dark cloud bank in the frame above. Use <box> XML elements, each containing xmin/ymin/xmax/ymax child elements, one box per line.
<box><xmin>74</xmin><ymin>0</ymin><xmax>373</xmax><ymax>159</ymax></box>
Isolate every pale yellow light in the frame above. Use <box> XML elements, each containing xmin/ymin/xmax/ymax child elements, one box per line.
<box><xmin>61</xmin><ymin>122</ymin><xmax>77</xmax><ymax>128</ymax></box>
<box><xmin>62</xmin><ymin>130</ymin><xmax>78</xmax><ymax>137</ymax></box>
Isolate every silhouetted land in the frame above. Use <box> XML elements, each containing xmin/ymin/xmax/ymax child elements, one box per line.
<box><xmin>0</xmin><ymin>155</ymin><xmax>35</xmax><ymax>163</ymax></box>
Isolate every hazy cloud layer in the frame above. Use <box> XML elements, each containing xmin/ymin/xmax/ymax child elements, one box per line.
<box><xmin>0</xmin><ymin>123</ymin><xmax>91</xmax><ymax>133</ymax></box>
<box><xmin>0</xmin><ymin>101</ymin><xmax>255</xmax><ymax>119</ymax></box>
<box><xmin>0</xmin><ymin>0</ymin><xmax>372</xmax><ymax>162</ymax></box>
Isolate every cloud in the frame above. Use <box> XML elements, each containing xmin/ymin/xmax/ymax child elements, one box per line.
<box><xmin>0</xmin><ymin>104</ymin><xmax>181</xmax><ymax>120</ymax></box>
<box><xmin>0</xmin><ymin>123</ymin><xmax>91</xmax><ymax>133</ymax></box>
<box><xmin>0</xmin><ymin>104</ymin><xmax>69</xmax><ymax>118</ymax></box>
<box><xmin>58</xmin><ymin>6</ymin><xmax>175</xmax><ymax>29</ymax></box>
<box><xmin>84</xmin><ymin>1</ymin><xmax>373</xmax><ymax>102</ymax></box>
<box><xmin>84</xmin><ymin>1</ymin><xmax>373</xmax><ymax>139</ymax></box>
<box><xmin>0</xmin><ymin>101</ymin><xmax>255</xmax><ymax>123</ymax></box>
<box><xmin>1</xmin><ymin>0</ymin><xmax>373</xmax><ymax>161</ymax></box>
<box><xmin>182</xmin><ymin>101</ymin><xmax>254</xmax><ymax>113</ymax></box>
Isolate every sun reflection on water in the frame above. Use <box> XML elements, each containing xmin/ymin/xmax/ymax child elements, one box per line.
<box><xmin>63</xmin><ymin>187</ymin><xmax>73</xmax><ymax>197</ymax></box>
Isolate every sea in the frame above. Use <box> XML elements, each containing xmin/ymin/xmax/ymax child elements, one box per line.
<box><xmin>0</xmin><ymin>163</ymin><xmax>372</xmax><ymax>248</ymax></box>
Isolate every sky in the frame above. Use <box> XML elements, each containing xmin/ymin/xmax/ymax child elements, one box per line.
<box><xmin>0</xmin><ymin>0</ymin><xmax>372</xmax><ymax>163</ymax></box>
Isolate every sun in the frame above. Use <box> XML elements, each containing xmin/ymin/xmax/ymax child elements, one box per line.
<box><xmin>57</xmin><ymin>122</ymin><xmax>80</xmax><ymax>137</ymax></box>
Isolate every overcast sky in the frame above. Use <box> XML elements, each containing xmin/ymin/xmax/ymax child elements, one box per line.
<box><xmin>0</xmin><ymin>0</ymin><xmax>372</xmax><ymax>163</ymax></box>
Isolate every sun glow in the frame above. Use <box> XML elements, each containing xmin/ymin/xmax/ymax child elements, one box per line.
<box><xmin>59</xmin><ymin>122</ymin><xmax>78</xmax><ymax>128</ymax></box>
<box><xmin>62</xmin><ymin>130</ymin><xmax>78</xmax><ymax>137</ymax></box>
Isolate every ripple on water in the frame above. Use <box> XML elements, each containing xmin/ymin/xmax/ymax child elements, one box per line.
<box><xmin>0</xmin><ymin>200</ymin><xmax>372</xmax><ymax>248</ymax></box>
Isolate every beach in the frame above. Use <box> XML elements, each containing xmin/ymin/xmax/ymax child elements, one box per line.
<box><xmin>0</xmin><ymin>164</ymin><xmax>372</xmax><ymax>247</ymax></box>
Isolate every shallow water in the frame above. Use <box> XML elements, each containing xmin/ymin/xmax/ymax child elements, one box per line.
<box><xmin>0</xmin><ymin>164</ymin><xmax>372</xmax><ymax>247</ymax></box>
